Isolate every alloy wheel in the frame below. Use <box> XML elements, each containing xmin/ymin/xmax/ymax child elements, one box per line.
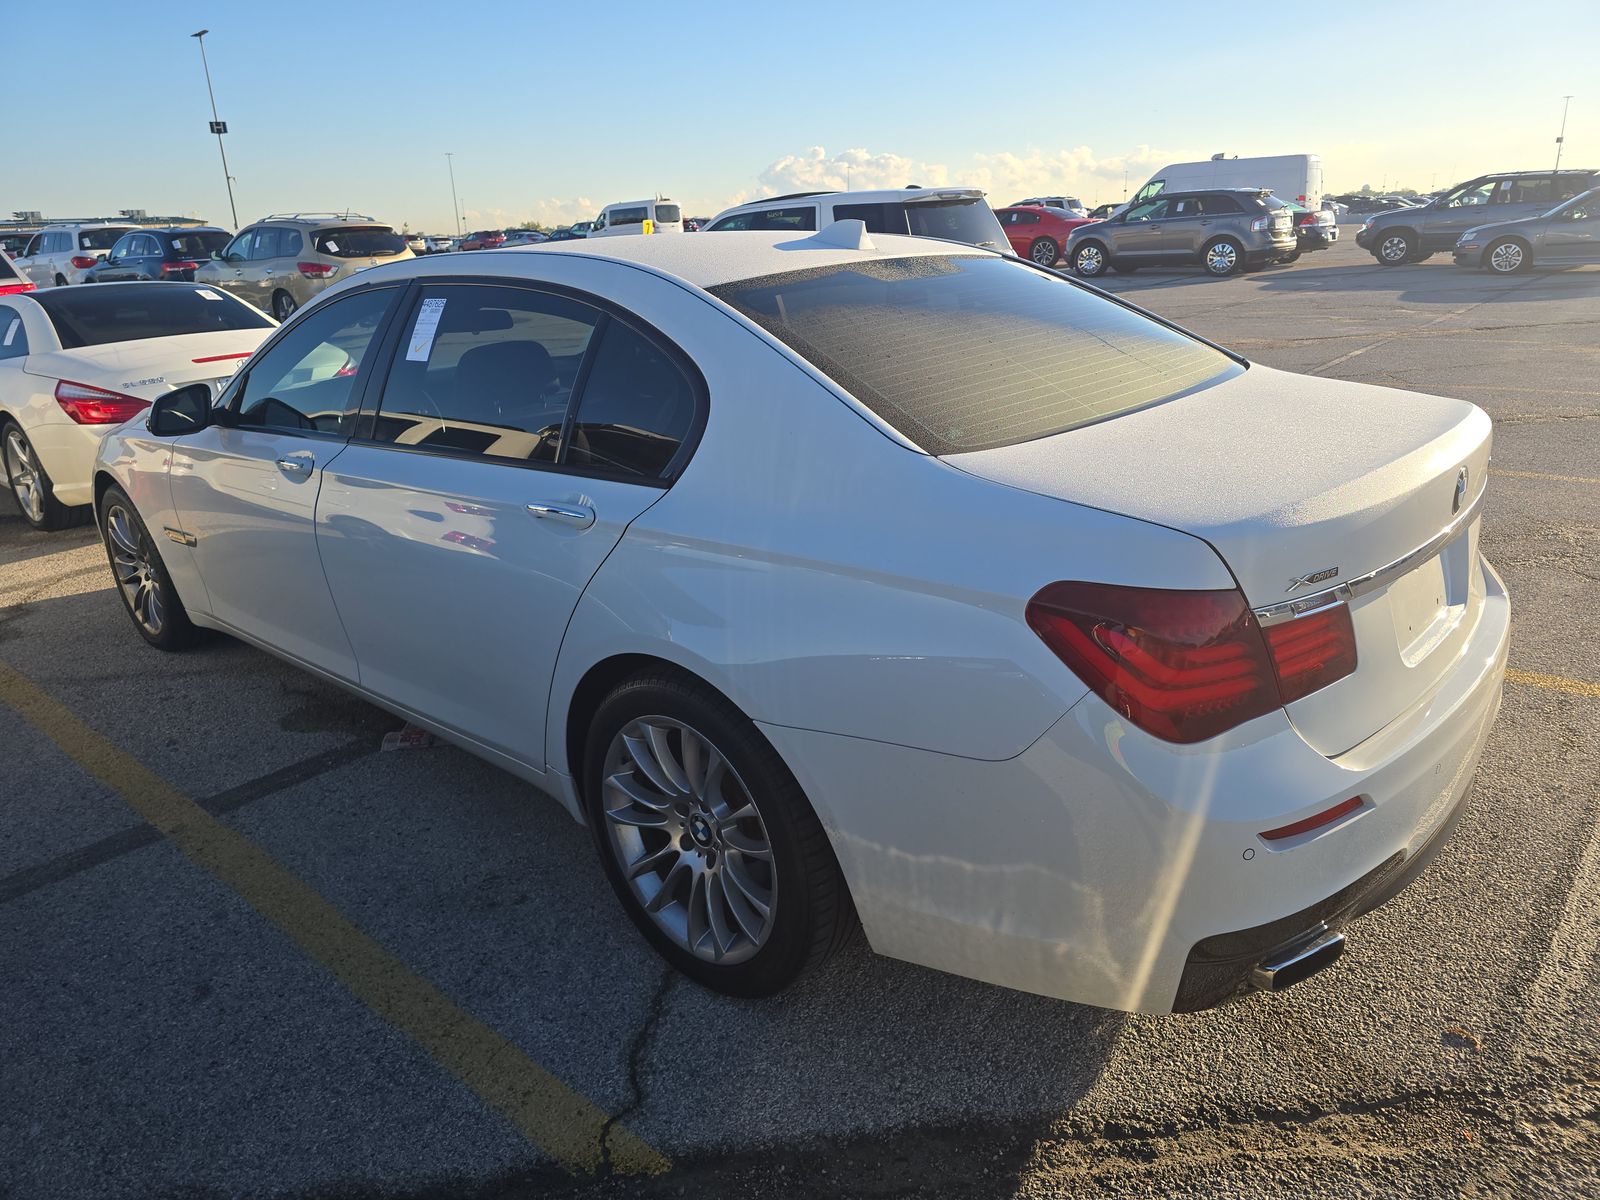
<box><xmin>1488</xmin><ymin>241</ymin><xmax>1524</xmax><ymax>274</ymax></box>
<box><xmin>1030</xmin><ymin>239</ymin><xmax>1058</xmax><ymax>266</ymax></box>
<box><xmin>1206</xmin><ymin>241</ymin><xmax>1239</xmax><ymax>275</ymax></box>
<box><xmin>4</xmin><ymin>429</ymin><xmax>44</xmax><ymax>523</ymax></box>
<box><xmin>1379</xmin><ymin>235</ymin><xmax>1410</xmax><ymax>264</ymax></box>
<box><xmin>105</xmin><ymin>504</ymin><xmax>165</xmax><ymax>636</ymax></box>
<box><xmin>1076</xmin><ymin>245</ymin><xmax>1104</xmax><ymax>275</ymax></box>
<box><xmin>600</xmin><ymin>716</ymin><xmax>777</xmax><ymax>964</ymax></box>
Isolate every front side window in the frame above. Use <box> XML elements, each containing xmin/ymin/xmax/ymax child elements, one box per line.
<box><xmin>371</xmin><ymin>284</ymin><xmax>601</xmax><ymax>462</ymax></box>
<box><xmin>221</xmin><ymin>231</ymin><xmax>250</xmax><ymax>261</ymax></box>
<box><xmin>708</xmin><ymin>212</ymin><xmax>756</xmax><ymax>231</ymax></box>
<box><xmin>1443</xmin><ymin>180</ymin><xmax>1496</xmax><ymax>208</ymax></box>
<box><xmin>0</xmin><ymin>305</ymin><xmax>27</xmax><ymax>360</ymax></box>
<box><xmin>565</xmin><ymin>319</ymin><xmax>697</xmax><ymax>479</ymax></box>
<box><xmin>1125</xmin><ymin>198</ymin><xmax>1170</xmax><ymax>221</ymax></box>
<box><xmin>235</xmin><ymin>287</ymin><xmax>395</xmax><ymax>433</ymax></box>
<box><xmin>752</xmin><ymin>206</ymin><xmax>817</xmax><ymax>232</ymax></box>
<box><xmin>33</xmin><ymin>284</ymin><xmax>274</xmax><ymax>349</ymax></box>
<box><xmin>1131</xmin><ymin>179</ymin><xmax>1165</xmax><ymax>204</ymax></box>
<box><xmin>108</xmin><ymin>234</ymin><xmax>138</xmax><ymax>259</ymax></box>
<box><xmin>712</xmin><ymin>255</ymin><xmax>1240</xmax><ymax>456</ymax></box>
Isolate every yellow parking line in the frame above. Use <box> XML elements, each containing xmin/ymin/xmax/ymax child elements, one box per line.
<box><xmin>1491</xmin><ymin>468</ymin><xmax>1600</xmax><ymax>486</ymax></box>
<box><xmin>0</xmin><ymin>659</ymin><xmax>668</xmax><ymax>1177</ymax></box>
<box><xmin>1505</xmin><ymin>668</ymin><xmax>1600</xmax><ymax>699</ymax></box>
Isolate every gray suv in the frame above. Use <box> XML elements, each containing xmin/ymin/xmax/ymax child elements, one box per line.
<box><xmin>1065</xmin><ymin>188</ymin><xmax>1296</xmax><ymax>278</ymax></box>
<box><xmin>1355</xmin><ymin>170</ymin><xmax>1599</xmax><ymax>266</ymax></box>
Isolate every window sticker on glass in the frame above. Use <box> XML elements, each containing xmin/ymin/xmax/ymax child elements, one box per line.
<box><xmin>406</xmin><ymin>297</ymin><xmax>447</xmax><ymax>362</ymax></box>
<box><xmin>196</xmin><ymin>289</ymin><xmax>224</xmax><ymax>301</ymax></box>
<box><xmin>324</xmin><ymin>240</ymin><xmax>339</xmax><ymax>254</ymax></box>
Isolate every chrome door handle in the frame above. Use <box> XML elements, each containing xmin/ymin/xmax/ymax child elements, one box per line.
<box><xmin>276</xmin><ymin>455</ymin><xmax>313</xmax><ymax>474</ymax></box>
<box><xmin>526</xmin><ymin>502</ymin><xmax>595</xmax><ymax>529</ymax></box>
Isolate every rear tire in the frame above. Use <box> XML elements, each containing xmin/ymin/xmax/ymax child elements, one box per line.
<box><xmin>97</xmin><ymin>486</ymin><xmax>203</xmax><ymax>650</ymax></box>
<box><xmin>3</xmin><ymin>422</ymin><xmax>86</xmax><ymax>532</ymax></box>
<box><xmin>583</xmin><ymin>670</ymin><xmax>855</xmax><ymax>998</ymax></box>
<box><xmin>1027</xmin><ymin>237</ymin><xmax>1060</xmax><ymax>266</ymax></box>
<box><xmin>1486</xmin><ymin>238</ymin><xmax>1529</xmax><ymax>274</ymax></box>
<box><xmin>272</xmin><ymin>290</ymin><xmax>297</xmax><ymax>320</ymax></box>
<box><xmin>1072</xmin><ymin>241</ymin><xmax>1109</xmax><ymax>277</ymax></box>
<box><xmin>1202</xmin><ymin>237</ymin><xmax>1244</xmax><ymax>277</ymax></box>
<box><xmin>53</xmin><ymin>274</ymin><xmax>67</xmax><ymax>287</ymax></box>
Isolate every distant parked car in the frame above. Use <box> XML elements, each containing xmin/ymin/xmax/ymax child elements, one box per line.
<box><xmin>84</xmin><ymin>228</ymin><xmax>232</xmax><ymax>283</ymax></box>
<box><xmin>424</xmin><ymin>236</ymin><xmax>454</xmax><ymax>253</ymax></box>
<box><xmin>461</xmin><ymin>230</ymin><xmax>507</xmax><ymax>251</ymax></box>
<box><xmin>1</xmin><ymin>250</ymin><xmax>35</xmax><ymax>296</ymax></box>
<box><xmin>995</xmin><ymin>205</ymin><xmax>1097</xmax><ymax>266</ymax></box>
<box><xmin>1066</xmin><ymin>188</ymin><xmax>1296</xmax><ymax>278</ymax></box>
<box><xmin>1013</xmin><ymin>195</ymin><xmax>1087</xmax><ymax>218</ymax></box>
<box><xmin>569</xmin><ymin>221</ymin><xmax>594</xmax><ymax>237</ymax></box>
<box><xmin>1278</xmin><ymin>201</ymin><xmax>1338</xmax><ymax>262</ymax></box>
<box><xmin>1453</xmin><ymin>187</ymin><xmax>1600</xmax><ymax>274</ymax></box>
<box><xmin>546</xmin><ymin>228</ymin><xmax>581</xmax><ymax>241</ymax></box>
<box><xmin>12</xmin><ymin>222</ymin><xmax>137</xmax><ymax>288</ymax></box>
<box><xmin>405</xmin><ymin>233</ymin><xmax>428</xmax><ymax>254</ymax></box>
<box><xmin>193</xmin><ymin>213</ymin><xmax>413</xmax><ymax>319</ymax></box>
<box><xmin>0</xmin><ymin>282</ymin><xmax>273</xmax><ymax>530</ymax></box>
<box><xmin>1356</xmin><ymin>170</ymin><xmax>1600</xmax><ymax>265</ymax></box>
<box><xmin>1085</xmin><ymin>203</ymin><xmax>1119</xmax><ymax>220</ymax></box>
<box><xmin>501</xmin><ymin>230</ymin><xmax>549</xmax><ymax>247</ymax></box>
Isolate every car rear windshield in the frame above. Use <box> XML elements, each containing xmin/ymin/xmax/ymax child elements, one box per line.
<box><xmin>905</xmin><ymin>198</ymin><xmax>1008</xmax><ymax>249</ymax></box>
<box><xmin>654</xmin><ymin>204</ymin><xmax>682</xmax><ymax>224</ymax></box>
<box><xmin>171</xmin><ymin>231</ymin><xmax>231</xmax><ymax>256</ymax></box>
<box><xmin>313</xmin><ymin>226</ymin><xmax>407</xmax><ymax>257</ymax></box>
<box><xmin>711</xmin><ymin>255</ymin><xmax>1241</xmax><ymax>455</ymax></box>
<box><xmin>34</xmin><ymin>285</ymin><xmax>273</xmax><ymax>349</ymax></box>
<box><xmin>79</xmin><ymin>228</ymin><xmax>132</xmax><ymax>250</ymax></box>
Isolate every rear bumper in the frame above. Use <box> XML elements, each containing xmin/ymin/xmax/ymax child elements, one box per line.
<box><xmin>1298</xmin><ymin>227</ymin><xmax>1338</xmax><ymax>249</ymax></box>
<box><xmin>763</xmin><ymin>559</ymin><xmax>1510</xmax><ymax>1014</ymax></box>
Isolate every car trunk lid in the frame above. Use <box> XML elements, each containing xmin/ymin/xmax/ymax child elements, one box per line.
<box><xmin>24</xmin><ymin>329</ymin><xmax>272</xmax><ymax>400</ymax></box>
<box><xmin>944</xmin><ymin>364</ymin><xmax>1492</xmax><ymax>756</ymax></box>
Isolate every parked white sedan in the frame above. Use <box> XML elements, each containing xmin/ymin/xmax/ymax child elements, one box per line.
<box><xmin>1</xmin><ymin>283</ymin><xmax>274</xmax><ymax>530</ymax></box>
<box><xmin>91</xmin><ymin>225</ymin><xmax>1509</xmax><ymax>1013</ymax></box>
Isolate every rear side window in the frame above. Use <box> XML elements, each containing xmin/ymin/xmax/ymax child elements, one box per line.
<box><xmin>712</xmin><ymin>255</ymin><xmax>1241</xmax><ymax>456</ymax></box>
<box><xmin>565</xmin><ymin>320</ymin><xmax>697</xmax><ymax>479</ymax></box>
<box><xmin>314</xmin><ymin>226</ymin><xmax>405</xmax><ymax>257</ymax></box>
<box><xmin>372</xmin><ymin>284</ymin><xmax>601</xmax><ymax>463</ymax></box>
<box><xmin>607</xmin><ymin>207</ymin><xmax>649</xmax><ymax>227</ymax></box>
<box><xmin>235</xmin><ymin>287</ymin><xmax>395</xmax><ymax>434</ymax></box>
<box><xmin>78</xmin><ymin>228</ymin><xmax>129</xmax><ymax>250</ymax></box>
<box><xmin>1202</xmin><ymin>194</ymin><xmax>1244</xmax><ymax>214</ymax></box>
<box><xmin>904</xmin><ymin>198</ymin><xmax>1008</xmax><ymax>248</ymax></box>
<box><xmin>1492</xmin><ymin>177</ymin><xmax>1552</xmax><ymax>206</ymax></box>
<box><xmin>0</xmin><ymin>306</ymin><xmax>27</xmax><ymax>360</ymax></box>
<box><xmin>33</xmin><ymin>285</ymin><xmax>273</xmax><ymax>349</ymax></box>
<box><xmin>832</xmin><ymin>203</ymin><xmax>906</xmax><ymax>234</ymax></box>
<box><xmin>172</xmin><ymin>231</ymin><xmax>230</xmax><ymax>257</ymax></box>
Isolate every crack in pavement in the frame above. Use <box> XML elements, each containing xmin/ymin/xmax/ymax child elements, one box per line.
<box><xmin>597</xmin><ymin>967</ymin><xmax>677</xmax><ymax>1178</ymax></box>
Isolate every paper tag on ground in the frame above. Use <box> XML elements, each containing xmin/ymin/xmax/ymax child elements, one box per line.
<box><xmin>406</xmin><ymin>298</ymin><xmax>447</xmax><ymax>361</ymax></box>
<box><xmin>382</xmin><ymin>723</ymin><xmax>439</xmax><ymax>751</ymax></box>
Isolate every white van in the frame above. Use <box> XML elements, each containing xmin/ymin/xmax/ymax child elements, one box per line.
<box><xmin>1126</xmin><ymin>154</ymin><xmax>1323</xmax><ymax>212</ymax></box>
<box><xmin>589</xmin><ymin>199</ymin><xmax>684</xmax><ymax>237</ymax></box>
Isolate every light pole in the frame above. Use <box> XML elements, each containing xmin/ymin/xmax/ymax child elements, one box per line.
<box><xmin>446</xmin><ymin>153</ymin><xmax>462</xmax><ymax>237</ymax></box>
<box><xmin>1553</xmin><ymin>95</ymin><xmax>1574</xmax><ymax>175</ymax></box>
<box><xmin>190</xmin><ymin>30</ymin><xmax>238</xmax><ymax>229</ymax></box>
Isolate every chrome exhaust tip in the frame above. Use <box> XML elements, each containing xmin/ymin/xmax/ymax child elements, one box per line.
<box><xmin>1251</xmin><ymin>927</ymin><xmax>1346</xmax><ymax>993</ymax></box>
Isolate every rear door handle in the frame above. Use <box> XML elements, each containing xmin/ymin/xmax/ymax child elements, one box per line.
<box><xmin>527</xmin><ymin>501</ymin><xmax>595</xmax><ymax>529</ymax></box>
<box><xmin>276</xmin><ymin>454</ymin><xmax>314</xmax><ymax>475</ymax></box>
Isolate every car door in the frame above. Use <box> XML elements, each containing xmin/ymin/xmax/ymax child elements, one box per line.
<box><xmin>97</xmin><ymin>233</ymin><xmax>137</xmax><ymax>281</ymax></box>
<box><xmin>1423</xmin><ymin>178</ymin><xmax>1499</xmax><ymax>249</ymax></box>
<box><xmin>315</xmin><ymin>279</ymin><xmax>701</xmax><ymax>766</ymax></box>
<box><xmin>1159</xmin><ymin>196</ymin><xmax>1210</xmax><ymax>259</ymax></box>
<box><xmin>132</xmin><ymin>234</ymin><xmax>165</xmax><ymax>279</ymax></box>
<box><xmin>1539</xmin><ymin>196</ymin><xmax>1600</xmax><ymax>263</ymax></box>
<box><xmin>168</xmin><ymin>285</ymin><xmax>403</xmax><ymax>679</ymax></box>
<box><xmin>1116</xmin><ymin>198</ymin><xmax>1169</xmax><ymax>260</ymax></box>
<box><xmin>1484</xmin><ymin>175</ymin><xmax>1556</xmax><ymax>234</ymax></box>
<box><xmin>197</xmin><ymin>229</ymin><xmax>254</xmax><ymax>299</ymax></box>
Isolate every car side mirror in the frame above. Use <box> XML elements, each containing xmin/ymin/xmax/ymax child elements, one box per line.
<box><xmin>147</xmin><ymin>384</ymin><xmax>215</xmax><ymax>437</ymax></box>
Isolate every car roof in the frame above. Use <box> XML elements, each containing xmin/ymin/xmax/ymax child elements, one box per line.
<box><xmin>414</xmin><ymin>228</ymin><xmax>989</xmax><ymax>290</ymax></box>
<box><xmin>719</xmin><ymin>186</ymin><xmax>986</xmax><ymax>214</ymax></box>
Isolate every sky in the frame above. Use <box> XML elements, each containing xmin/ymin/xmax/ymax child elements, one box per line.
<box><xmin>10</xmin><ymin>1</ymin><xmax>1597</xmax><ymax>234</ymax></box>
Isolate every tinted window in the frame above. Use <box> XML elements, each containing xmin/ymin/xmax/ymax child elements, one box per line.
<box><xmin>221</xmin><ymin>232</ymin><xmax>250</xmax><ymax>260</ymax></box>
<box><xmin>653</xmin><ymin>204</ymin><xmax>681</xmax><ymax>224</ymax></box>
<box><xmin>1203</xmin><ymin>194</ymin><xmax>1244</xmax><ymax>214</ymax></box>
<box><xmin>565</xmin><ymin>320</ymin><xmax>696</xmax><ymax>479</ymax></box>
<box><xmin>1125</xmin><ymin>198</ymin><xmax>1170</xmax><ymax>221</ymax></box>
<box><xmin>136</xmin><ymin>235</ymin><xmax>163</xmax><ymax>256</ymax></box>
<box><xmin>171</xmin><ymin>231</ymin><xmax>230</xmax><ymax>257</ymax></box>
<box><xmin>372</xmin><ymin>284</ymin><xmax>600</xmax><ymax>463</ymax></box>
<box><xmin>1170</xmin><ymin>197</ymin><xmax>1204</xmax><ymax>217</ymax></box>
<box><xmin>314</xmin><ymin>226</ymin><xmax>405</xmax><ymax>257</ymax></box>
<box><xmin>79</xmin><ymin>228</ymin><xmax>130</xmax><ymax>250</ymax></box>
<box><xmin>0</xmin><ymin>306</ymin><xmax>27</xmax><ymax>360</ymax></box>
<box><xmin>1443</xmin><ymin>180</ymin><xmax>1496</xmax><ymax>208</ymax></box>
<box><xmin>904</xmin><ymin>198</ymin><xmax>1008</xmax><ymax>248</ymax></box>
<box><xmin>1492</xmin><ymin>176</ymin><xmax>1552</xmax><ymax>206</ymax></box>
<box><xmin>752</xmin><ymin>206</ymin><xmax>817</xmax><ymax>232</ymax></box>
<box><xmin>108</xmin><ymin>234</ymin><xmax>138</xmax><ymax>258</ymax></box>
<box><xmin>34</xmin><ymin>285</ymin><xmax>274</xmax><ymax>349</ymax></box>
<box><xmin>247</xmin><ymin>228</ymin><xmax>280</xmax><ymax>260</ymax></box>
<box><xmin>712</xmin><ymin>256</ymin><xmax>1240</xmax><ymax>456</ymax></box>
<box><xmin>235</xmin><ymin>288</ymin><xmax>394</xmax><ymax>433</ymax></box>
<box><xmin>832</xmin><ymin>203</ymin><xmax>904</xmax><ymax>233</ymax></box>
<box><xmin>608</xmin><ymin>207</ymin><xmax>649</xmax><ymax>227</ymax></box>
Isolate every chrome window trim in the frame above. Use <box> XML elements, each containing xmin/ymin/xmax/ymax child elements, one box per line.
<box><xmin>1252</xmin><ymin>484</ymin><xmax>1484</xmax><ymax>629</ymax></box>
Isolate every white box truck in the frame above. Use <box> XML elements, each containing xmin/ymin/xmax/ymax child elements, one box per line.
<box><xmin>1126</xmin><ymin>154</ymin><xmax>1324</xmax><ymax>210</ymax></box>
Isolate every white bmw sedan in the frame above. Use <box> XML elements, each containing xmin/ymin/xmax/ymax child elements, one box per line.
<box><xmin>92</xmin><ymin>225</ymin><xmax>1509</xmax><ymax>1014</ymax></box>
<box><xmin>1</xmin><ymin>282</ymin><xmax>274</xmax><ymax>530</ymax></box>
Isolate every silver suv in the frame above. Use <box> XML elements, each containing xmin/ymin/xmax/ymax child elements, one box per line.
<box><xmin>1355</xmin><ymin>170</ymin><xmax>1599</xmax><ymax>266</ymax></box>
<box><xmin>1065</xmin><ymin>188</ymin><xmax>1296</xmax><ymax>278</ymax></box>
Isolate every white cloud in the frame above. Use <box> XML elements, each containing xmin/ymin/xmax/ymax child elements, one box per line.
<box><xmin>749</xmin><ymin>146</ymin><xmax>952</xmax><ymax>201</ymax></box>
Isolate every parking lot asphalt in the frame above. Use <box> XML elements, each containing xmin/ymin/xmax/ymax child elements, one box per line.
<box><xmin>3</xmin><ymin>236</ymin><xmax>1597</xmax><ymax>1199</ymax></box>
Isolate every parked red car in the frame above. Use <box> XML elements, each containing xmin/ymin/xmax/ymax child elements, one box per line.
<box><xmin>995</xmin><ymin>205</ymin><xmax>1100</xmax><ymax>266</ymax></box>
<box><xmin>461</xmin><ymin>230</ymin><xmax>507</xmax><ymax>251</ymax></box>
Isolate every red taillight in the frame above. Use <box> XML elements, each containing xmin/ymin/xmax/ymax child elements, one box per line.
<box><xmin>297</xmin><ymin>261</ymin><xmax>338</xmax><ymax>279</ymax></box>
<box><xmin>0</xmin><ymin>281</ymin><xmax>34</xmax><ymax>295</ymax></box>
<box><xmin>162</xmin><ymin>260</ymin><xmax>200</xmax><ymax>273</ymax></box>
<box><xmin>1262</xmin><ymin>603</ymin><xmax>1358</xmax><ymax>704</ymax></box>
<box><xmin>1026</xmin><ymin>582</ymin><xmax>1358</xmax><ymax>744</ymax></box>
<box><xmin>1260</xmin><ymin>795</ymin><xmax>1364</xmax><ymax>842</ymax></box>
<box><xmin>70</xmin><ymin>255</ymin><xmax>98</xmax><ymax>269</ymax></box>
<box><xmin>54</xmin><ymin>380</ymin><xmax>151</xmax><ymax>425</ymax></box>
<box><xmin>1296</xmin><ymin>213</ymin><xmax>1317</xmax><ymax>226</ymax></box>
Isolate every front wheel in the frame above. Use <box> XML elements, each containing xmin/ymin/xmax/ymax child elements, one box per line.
<box><xmin>1374</xmin><ymin>230</ymin><xmax>1414</xmax><ymax>266</ymax></box>
<box><xmin>584</xmin><ymin>671</ymin><xmax>855</xmax><ymax>997</ymax></box>
<box><xmin>4</xmin><ymin>423</ymin><xmax>86</xmax><ymax>531</ymax></box>
<box><xmin>271</xmin><ymin>290</ymin><xmax>298</xmax><ymax>320</ymax></box>
<box><xmin>1027</xmin><ymin>237</ymin><xmax>1060</xmax><ymax>266</ymax></box>
<box><xmin>1072</xmin><ymin>242</ymin><xmax>1108</xmax><ymax>277</ymax></box>
<box><xmin>1203</xmin><ymin>237</ymin><xmax>1243</xmax><ymax>277</ymax></box>
<box><xmin>99</xmin><ymin>486</ymin><xmax>203</xmax><ymax>650</ymax></box>
<box><xmin>1486</xmin><ymin>239</ymin><xmax>1528</xmax><ymax>274</ymax></box>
